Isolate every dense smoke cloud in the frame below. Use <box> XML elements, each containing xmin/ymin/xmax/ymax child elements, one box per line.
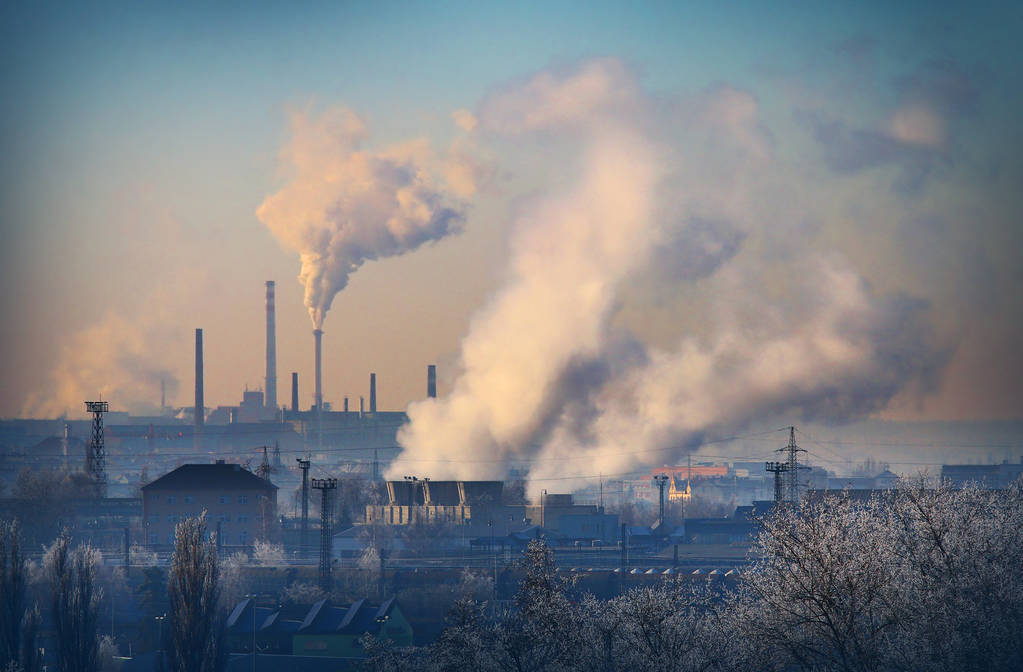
<box><xmin>391</xmin><ymin>59</ymin><xmax>946</xmax><ymax>492</ymax></box>
<box><xmin>21</xmin><ymin>312</ymin><xmax>182</xmax><ymax>418</ymax></box>
<box><xmin>257</xmin><ymin>107</ymin><xmax>469</xmax><ymax>329</ymax></box>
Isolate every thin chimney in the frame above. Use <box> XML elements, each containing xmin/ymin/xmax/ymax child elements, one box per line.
<box><xmin>194</xmin><ymin>328</ymin><xmax>204</xmax><ymax>428</ymax></box>
<box><xmin>313</xmin><ymin>329</ymin><xmax>323</xmax><ymax>412</ymax></box>
<box><xmin>427</xmin><ymin>364</ymin><xmax>437</xmax><ymax>398</ymax></box>
<box><xmin>291</xmin><ymin>372</ymin><xmax>299</xmax><ymax>412</ymax></box>
<box><xmin>369</xmin><ymin>373</ymin><xmax>377</xmax><ymax>413</ymax></box>
<box><xmin>265</xmin><ymin>281</ymin><xmax>277</xmax><ymax>410</ymax></box>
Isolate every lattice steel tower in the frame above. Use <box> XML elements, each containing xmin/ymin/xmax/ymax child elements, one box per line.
<box><xmin>311</xmin><ymin>478</ymin><xmax>337</xmax><ymax>592</ymax></box>
<box><xmin>84</xmin><ymin>401</ymin><xmax>109</xmax><ymax>496</ymax></box>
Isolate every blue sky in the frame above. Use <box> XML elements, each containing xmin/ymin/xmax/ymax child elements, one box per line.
<box><xmin>2</xmin><ymin>1</ymin><xmax>1021</xmax><ymax>424</ymax></box>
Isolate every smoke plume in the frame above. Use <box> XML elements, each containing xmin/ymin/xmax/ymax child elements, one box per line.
<box><xmin>390</xmin><ymin>59</ymin><xmax>945</xmax><ymax>492</ymax></box>
<box><xmin>257</xmin><ymin>107</ymin><xmax>468</xmax><ymax>329</ymax></box>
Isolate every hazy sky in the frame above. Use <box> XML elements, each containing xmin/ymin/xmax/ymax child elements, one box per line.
<box><xmin>1</xmin><ymin>1</ymin><xmax>1021</xmax><ymax>424</ymax></box>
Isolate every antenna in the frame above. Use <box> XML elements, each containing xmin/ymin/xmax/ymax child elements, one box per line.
<box><xmin>84</xmin><ymin>401</ymin><xmax>109</xmax><ymax>496</ymax></box>
<box><xmin>311</xmin><ymin>478</ymin><xmax>337</xmax><ymax>593</ymax></box>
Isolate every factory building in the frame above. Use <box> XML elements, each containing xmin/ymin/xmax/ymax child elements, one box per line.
<box><xmin>141</xmin><ymin>460</ymin><xmax>277</xmax><ymax>549</ymax></box>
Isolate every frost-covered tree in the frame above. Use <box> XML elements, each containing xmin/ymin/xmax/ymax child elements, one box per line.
<box><xmin>45</xmin><ymin>531</ymin><xmax>101</xmax><ymax>672</ymax></box>
<box><xmin>1</xmin><ymin>520</ymin><xmax>41</xmax><ymax>672</ymax></box>
<box><xmin>164</xmin><ymin>514</ymin><xmax>225</xmax><ymax>672</ymax></box>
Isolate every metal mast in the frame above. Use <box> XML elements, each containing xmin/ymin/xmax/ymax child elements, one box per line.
<box><xmin>311</xmin><ymin>478</ymin><xmax>337</xmax><ymax>593</ymax></box>
<box><xmin>297</xmin><ymin>458</ymin><xmax>310</xmax><ymax>558</ymax></box>
<box><xmin>257</xmin><ymin>446</ymin><xmax>271</xmax><ymax>481</ymax></box>
<box><xmin>782</xmin><ymin>426</ymin><xmax>807</xmax><ymax>504</ymax></box>
<box><xmin>765</xmin><ymin>461</ymin><xmax>790</xmax><ymax>504</ymax></box>
<box><xmin>653</xmin><ymin>474</ymin><xmax>669</xmax><ymax>527</ymax></box>
<box><xmin>84</xmin><ymin>401</ymin><xmax>109</xmax><ymax>496</ymax></box>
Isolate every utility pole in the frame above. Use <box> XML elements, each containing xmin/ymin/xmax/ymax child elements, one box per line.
<box><xmin>653</xmin><ymin>474</ymin><xmax>669</xmax><ymax>528</ymax></box>
<box><xmin>311</xmin><ymin>478</ymin><xmax>337</xmax><ymax>593</ymax></box>
<box><xmin>84</xmin><ymin>401</ymin><xmax>109</xmax><ymax>497</ymax></box>
<box><xmin>297</xmin><ymin>458</ymin><xmax>310</xmax><ymax>560</ymax></box>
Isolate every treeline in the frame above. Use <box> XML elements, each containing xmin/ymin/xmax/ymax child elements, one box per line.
<box><xmin>1</xmin><ymin>514</ymin><xmax>225</xmax><ymax>672</ymax></box>
<box><xmin>366</xmin><ymin>480</ymin><xmax>1023</xmax><ymax>672</ymax></box>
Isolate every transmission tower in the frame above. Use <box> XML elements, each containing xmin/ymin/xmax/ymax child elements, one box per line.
<box><xmin>779</xmin><ymin>426</ymin><xmax>809</xmax><ymax>504</ymax></box>
<box><xmin>653</xmin><ymin>474</ymin><xmax>669</xmax><ymax>528</ymax></box>
<box><xmin>311</xmin><ymin>478</ymin><xmax>337</xmax><ymax>593</ymax></box>
<box><xmin>257</xmin><ymin>446</ymin><xmax>272</xmax><ymax>481</ymax></box>
<box><xmin>297</xmin><ymin>458</ymin><xmax>310</xmax><ymax>558</ymax></box>
<box><xmin>84</xmin><ymin>401</ymin><xmax>109</xmax><ymax>496</ymax></box>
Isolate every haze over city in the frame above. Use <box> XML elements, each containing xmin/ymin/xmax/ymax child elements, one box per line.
<box><xmin>2</xmin><ymin>4</ymin><xmax>1023</xmax><ymax>672</ymax></box>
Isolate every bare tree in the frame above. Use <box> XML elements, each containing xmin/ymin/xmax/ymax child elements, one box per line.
<box><xmin>45</xmin><ymin>531</ymin><xmax>101</xmax><ymax>672</ymax></box>
<box><xmin>0</xmin><ymin>520</ymin><xmax>27</xmax><ymax>668</ymax></box>
<box><xmin>163</xmin><ymin>513</ymin><xmax>225</xmax><ymax>672</ymax></box>
<box><xmin>1</xmin><ymin>520</ymin><xmax>40</xmax><ymax>672</ymax></box>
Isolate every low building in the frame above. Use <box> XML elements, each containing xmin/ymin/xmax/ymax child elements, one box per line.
<box><xmin>141</xmin><ymin>460</ymin><xmax>277</xmax><ymax>549</ymax></box>
<box><xmin>227</xmin><ymin>597</ymin><xmax>411</xmax><ymax>658</ymax></box>
<box><xmin>941</xmin><ymin>460</ymin><xmax>1023</xmax><ymax>489</ymax></box>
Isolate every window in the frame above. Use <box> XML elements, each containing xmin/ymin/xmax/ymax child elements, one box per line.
<box><xmin>148</xmin><ymin>514</ymin><xmax>159</xmax><ymax>524</ymax></box>
<box><xmin>237</xmin><ymin>514</ymin><xmax>248</xmax><ymax>524</ymax></box>
<box><xmin>166</xmin><ymin>514</ymin><xmax>176</xmax><ymax>523</ymax></box>
<box><xmin>167</xmin><ymin>495</ymin><xmax>177</xmax><ymax>505</ymax></box>
<box><xmin>239</xmin><ymin>531</ymin><xmax>247</xmax><ymax>544</ymax></box>
<box><xmin>220</xmin><ymin>533</ymin><xmax>229</xmax><ymax>545</ymax></box>
<box><xmin>184</xmin><ymin>495</ymin><xmax>194</xmax><ymax>504</ymax></box>
<box><xmin>219</xmin><ymin>495</ymin><xmax>231</xmax><ymax>504</ymax></box>
<box><xmin>218</xmin><ymin>514</ymin><xmax>230</xmax><ymax>523</ymax></box>
<box><xmin>303</xmin><ymin>640</ymin><xmax>327</xmax><ymax>651</ymax></box>
<box><xmin>167</xmin><ymin>533</ymin><xmax>175</xmax><ymax>544</ymax></box>
<box><xmin>150</xmin><ymin>533</ymin><xmax>158</xmax><ymax>545</ymax></box>
<box><xmin>238</xmin><ymin>495</ymin><xmax>248</xmax><ymax>504</ymax></box>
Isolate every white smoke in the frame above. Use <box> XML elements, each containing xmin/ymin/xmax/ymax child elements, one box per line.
<box><xmin>257</xmin><ymin>107</ymin><xmax>470</xmax><ymax>329</ymax></box>
<box><xmin>389</xmin><ymin>59</ymin><xmax>944</xmax><ymax>492</ymax></box>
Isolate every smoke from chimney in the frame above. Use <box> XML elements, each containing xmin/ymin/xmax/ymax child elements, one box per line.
<box><xmin>194</xmin><ymin>328</ymin><xmax>204</xmax><ymax>428</ymax></box>
<box><xmin>291</xmin><ymin>372</ymin><xmax>299</xmax><ymax>412</ymax></box>
<box><xmin>313</xmin><ymin>329</ymin><xmax>323</xmax><ymax>412</ymax></box>
<box><xmin>370</xmin><ymin>373</ymin><xmax>377</xmax><ymax>413</ymax></box>
<box><xmin>256</xmin><ymin>107</ymin><xmax>468</xmax><ymax>331</ymax></box>
<box><xmin>265</xmin><ymin>281</ymin><xmax>277</xmax><ymax>410</ymax></box>
<box><xmin>427</xmin><ymin>364</ymin><xmax>437</xmax><ymax>398</ymax></box>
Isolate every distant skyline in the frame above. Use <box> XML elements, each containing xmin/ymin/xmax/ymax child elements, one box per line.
<box><xmin>2</xmin><ymin>1</ymin><xmax>1021</xmax><ymax>424</ymax></box>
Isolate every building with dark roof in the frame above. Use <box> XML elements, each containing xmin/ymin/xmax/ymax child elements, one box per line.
<box><xmin>226</xmin><ymin>597</ymin><xmax>412</xmax><ymax>659</ymax></box>
<box><xmin>941</xmin><ymin>460</ymin><xmax>1023</xmax><ymax>489</ymax></box>
<box><xmin>141</xmin><ymin>460</ymin><xmax>277</xmax><ymax>549</ymax></box>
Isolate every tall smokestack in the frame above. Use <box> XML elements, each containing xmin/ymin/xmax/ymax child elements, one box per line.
<box><xmin>265</xmin><ymin>281</ymin><xmax>277</xmax><ymax>410</ymax></box>
<box><xmin>313</xmin><ymin>329</ymin><xmax>323</xmax><ymax>412</ymax></box>
<box><xmin>291</xmin><ymin>372</ymin><xmax>299</xmax><ymax>412</ymax></box>
<box><xmin>369</xmin><ymin>373</ymin><xmax>377</xmax><ymax>413</ymax></box>
<box><xmin>427</xmin><ymin>364</ymin><xmax>437</xmax><ymax>398</ymax></box>
<box><xmin>344</xmin><ymin>397</ymin><xmax>349</xmax><ymax>412</ymax></box>
<box><xmin>195</xmin><ymin>328</ymin><xmax>204</xmax><ymax>428</ymax></box>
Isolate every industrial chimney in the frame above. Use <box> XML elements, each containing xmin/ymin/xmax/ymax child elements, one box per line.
<box><xmin>370</xmin><ymin>373</ymin><xmax>377</xmax><ymax>413</ymax></box>
<box><xmin>195</xmin><ymin>328</ymin><xmax>204</xmax><ymax>428</ymax></box>
<box><xmin>427</xmin><ymin>364</ymin><xmax>437</xmax><ymax>398</ymax></box>
<box><xmin>265</xmin><ymin>281</ymin><xmax>277</xmax><ymax>411</ymax></box>
<box><xmin>291</xmin><ymin>372</ymin><xmax>299</xmax><ymax>412</ymax></box>
<box><xmin>313</xmin><ymin>329</ymin><xmax>323</xmax><ymax>412</ymax></box>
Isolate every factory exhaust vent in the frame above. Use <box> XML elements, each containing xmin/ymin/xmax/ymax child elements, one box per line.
<box><xmin>194</xmin><ymin>328</ymin><xmax>204</xmax><ymax>428</ymax></box>
<box><xmin>265</xmin><ymin>281</ymin><xmax>277</xmax><ymax>410</ymax></box>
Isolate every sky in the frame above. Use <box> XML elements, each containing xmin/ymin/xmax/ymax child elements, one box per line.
<box><xmin>1</xmin><ymin>0</ymin><xmax>1021</xmax><ymax>452</ymax></box>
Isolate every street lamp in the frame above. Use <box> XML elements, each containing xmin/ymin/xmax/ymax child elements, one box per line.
<box><xmin>245</xmin><ymin>593</ymin><xmax>258</xmax><ymax>672</ymax></box>
<box><xmin>154</xmin><ymin>613</ymin><xmax>166</xmax><ymax>667</ymax></box>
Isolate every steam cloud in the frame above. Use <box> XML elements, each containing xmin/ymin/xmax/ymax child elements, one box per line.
<box><xmin>391</xmin><ymin>59</ymin><xmax>944</xmax><ymax>492</ymax></box>
<box><xmin>257</xmin><ymin>107</ymin><xmax>468</xmax><ymax>329</ymax></box>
